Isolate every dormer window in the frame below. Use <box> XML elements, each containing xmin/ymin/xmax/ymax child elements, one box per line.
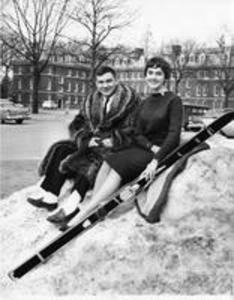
<box><xmin>189</xmin><ymin>53</ymin><xmax>195</xmax><ymax>63</ymax></box>
<box><xmin>199</xmin><ymin>53</ymin><xmax>206</xmax><ymax>64</ymax></box>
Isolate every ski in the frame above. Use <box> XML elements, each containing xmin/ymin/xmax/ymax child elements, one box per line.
<box><xmin>8</xmin><ymin>111</ymin><xmax>234</xmax><ymax>280</ymax></box>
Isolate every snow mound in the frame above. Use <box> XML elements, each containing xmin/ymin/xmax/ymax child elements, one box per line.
<box><xmin>0</xmin><ymin>135</ymin><xmax>234</xmax><ymax>296</ymax></box>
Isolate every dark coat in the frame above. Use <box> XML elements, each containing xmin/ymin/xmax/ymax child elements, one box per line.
<box><xmin>39</xmin><ymin>83</ymin><xmax>140</xmax><ymax>186</ymax></box>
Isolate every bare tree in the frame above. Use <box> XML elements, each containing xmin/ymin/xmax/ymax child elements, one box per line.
<box><xmin>2</xmin><ymin>0</ymin><xmax>71</xmax><ymax>113</ymax></box>
<box><xmin>0</xmin><ymin>33</ymin><xmax>21</xmax><ymax>78</ymax></box>
<box><xmin>169</xmin><ymin>40</ymin><xmax>197</xmax><ymax>94</ymax></box>
<box><xmin>69</xmin><ymin>0</ymin><xmax>136</xmax><ymax>91</ymax></box>
<box><xmin>215</xmin><ymin>34</ymin><xmax>234</xmax><ymax>108</ymax></box>
<box><xmin>0</xmin><ymin>33</ymin><xmax>21</xmax><ymax>97</ymax></box>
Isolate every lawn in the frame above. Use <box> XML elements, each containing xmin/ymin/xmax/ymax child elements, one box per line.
<box><xmin>0</xmin><ymin>160</ymin><xmax>39</xmax><ymax>199</ymax></box>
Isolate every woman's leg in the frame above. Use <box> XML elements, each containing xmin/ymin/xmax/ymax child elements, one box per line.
<box><xmin>48</xmin><ymin>174</ymin><xmax>90</xmax><ymax>218</ymax></box>
<box><xmin>92</xmin><ymin>161</ymin><xmax>111</xmax><ymax>195</ymax></box>
<box><xmin>67</xmin><ymin>168</ymin><xmax>122</xmax><ymax>225</ymax></box>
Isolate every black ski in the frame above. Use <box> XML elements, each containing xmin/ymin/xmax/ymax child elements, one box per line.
<box><xmin>8</xmin><ymin>111</ymin><xmax>234</xmax><ymax>280</ymax></box>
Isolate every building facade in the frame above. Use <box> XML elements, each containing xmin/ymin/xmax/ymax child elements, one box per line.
<box><xmin>12</xmin><ymin>57</ymin><xmax>90</xmax><ymax>109</ymax></box>
<box><xmin>110</xmin><ymin>47</ymin><xmax>234</xmax><ymax>109</ymax></box>
<box><xmin>11</xmin><ymin>46</ymin><xmax>234</xmax><ymax>110</ymax></box>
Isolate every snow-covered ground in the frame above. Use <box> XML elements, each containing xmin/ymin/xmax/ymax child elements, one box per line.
<box><xmin>0</xmin><ymin>134</ymin><xmax>234</xmax><ymax>297</ymax></box>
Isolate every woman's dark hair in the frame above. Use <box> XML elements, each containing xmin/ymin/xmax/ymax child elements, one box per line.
<box><xmin>144</xmin><ymin>56</ymin><xmax>172</xmax><ymax>79</ymax></box>
<box><xmin>95</xmin><ymin>65</ymin><xmax>116</xmax><ymax>78</ymax></box>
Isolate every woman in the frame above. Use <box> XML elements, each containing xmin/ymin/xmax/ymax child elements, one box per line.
<box><xmin>61</xmin><ymin>56</ymin><xmax>183</xmax><ymax>229</ymax></box>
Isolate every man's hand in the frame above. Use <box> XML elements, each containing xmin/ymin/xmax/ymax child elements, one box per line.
<box><xmin>88</xmin><ymin>137</ymin><xmax>100</xmax><ymax>147</ymax></box>
<box><xmin>101</xmin><ymin>138</ymin><xmax>113</xmax><ymax>148</ymax></box>
<box><xmin>140</xmin><ymin>159</ymin><xmax>158</xmax><ymax>182</ymax></box>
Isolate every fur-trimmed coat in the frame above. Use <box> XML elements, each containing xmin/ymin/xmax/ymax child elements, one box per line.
<box><xmin>39</xmin><ymin>83</ymin><xmax>140</xmax><ymax>186</ymax></box>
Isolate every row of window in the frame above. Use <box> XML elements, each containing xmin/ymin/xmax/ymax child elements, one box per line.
<box><xmin>118</xmin><ymin>72</ymin><xmax>144</xmax><ymax>80</ymax></box>
<box><xmin>14</xmin><ymin>66</ymin><xmax>88</xmax><ymax>79</ymax></box>
<box><xmin>17</xmin><ymin>79</ymin><xmax>87</xmax><ymax>93</ymax></box>
<box><xmin>183</xmin><ymin>85</ymin><xmax>225</xmax><ymax>98</ymax></box>
<box><xmin>16</xmin><ymin>76</ymin><xmax>226</xmax><ymax>98</ymax></box>
<box><xmin>16</xmin><ymin>93</ymin><xmax>86</xmax><ymax>106</ymax></box>
<box><xmin>117</xmin><ymin>69</ymin><xmax>231</xmax><ymax>81</ymax></box>
<box><xmin>50</xmin><ymin>55</ymin><xmax>89</xmax><ymax>64</ymax></box>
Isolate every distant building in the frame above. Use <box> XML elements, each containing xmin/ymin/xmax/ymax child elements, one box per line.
<box><xmin>110</xmin><ymin>46</ymin><xmax>234</xmax><ymax>109</ymax></box>
<box><xmin>12</xmin><ymin>56</ymin><xmax>90</xmax><ymax>109</ymax></box>
<box><xmin>11</xmin><ymin>45</ymin><xmax>234</xmax><ymax>109</ymax></box>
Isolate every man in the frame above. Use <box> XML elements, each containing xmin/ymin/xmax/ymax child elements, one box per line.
<box><xmin>27</xmin><ymin>65</ymin><xmax>140</xmax><ymax>225</ymax></box>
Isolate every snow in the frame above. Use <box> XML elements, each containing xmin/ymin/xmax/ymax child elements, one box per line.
<box><xmin>0</xmin><ymin>134</ymin><xmax>234</xmax><ymax>297</ymax></box>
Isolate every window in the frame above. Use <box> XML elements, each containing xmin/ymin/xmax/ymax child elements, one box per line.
<box><xmin>186</xmin><ymin>79</ymin><xmax>191</xmax><ymax>88</ymax></box>
<box><xmin>58</xmin><ymin>76</ymin><xmax>64</xmax><ymax>84</ymax></box>
<box><xmin>199</xmin><ymin>53</ymin><xmax>206</xmax><ymax>64</ymax></box>
<box><xmin>189</xmin><ymin>53</ymin><xmax>195</xmax><ymax>63</ymax></box>
<box><xmin>204</xmin><ymin>70</ymin><xmax>209</xmax><ymax>79</ymax></box>
<box><xmin>202</xmin><ymin>85</ymin><xmax>208</xmax><ymax>96</ymax></box>
<box><xmin>214</xmin><ymin>85</ymin><xmax>220</xmax><ymax>96</ymax></box>
<box><xmin>29</xmin><ymin>79</ymin><xmax>33</xmax><ymax>90</ymax></box>
<box><xmin>214</xmin><ymin>70</ymin><xmax>219</xmax><ymax>78</ymax></box>
<box><xmin>196</xmin><ymin>84</ymin><xmax>202</xmax><ymax>97</ymax></box>
<box><xmin>179</xmin><ymin>54</ymin><xmax>185</xmax><ymax>65</ymax></box>
<box><xmin>185</xmin><ymin>90</ymin><xmax>191</xmax><ymax>98</ymax></box>
<box><xmin>221</xmin><ymin>88</ymin><xmax>225</xmax><ymax>97</ymax></box>
<box><xmin>81</xmin><ymin>82</ymin><xmax>85</xmax><ymax>93</ymax></box>
<box><xmin>47</xmin><ymin>80</ymin><xmax>52</xmax><ymax>91</ymax></box>
<box><xmin>18</xmin><ymin>79</ymin><xmax>22</xmax><ymax>89</ymax></box>
<box><xmin>197</xmin><ymin>70</ymin><xmax>202</xmax><ymax>78</ymax></box>
<box><xmin>67</xmin><ymin>82</ymin><xmax>71</xmax><ymax>92</ymax></box>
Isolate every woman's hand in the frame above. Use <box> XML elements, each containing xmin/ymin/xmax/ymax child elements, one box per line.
<box><xmin>140</xmin><ymin>159</ymin><xmax>158</xmax><ymax>182</ymax></box>
<box><xmin>151</xmin><ymin>145</ymin><xmax>159</xmax><ymax>155</ymax></box>
<box><xmin>88</xmin><ymin>137</ymin><xmax>100</xmax><ymax>147</ymax></box>
<box><xmin>101</xmin><ymin>138</ymin><xmax>113</xmax><ymax>148</ymax></box>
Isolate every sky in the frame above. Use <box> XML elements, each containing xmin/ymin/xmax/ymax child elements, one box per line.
<box><xmin>109</xmin><ymin>0</ymin><xmax>234</xmax><ymax>49</ymax></box>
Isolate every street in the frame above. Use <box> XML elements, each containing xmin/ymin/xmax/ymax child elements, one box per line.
<box><xmin>0</xmin><ymin>110</ymin><xmax>77</xmax><ymax>161</ymax></box>
<box><xmin>0</xmin><ymin>110</ymin><xmax>78</xmax><ymax>198</ymax></box>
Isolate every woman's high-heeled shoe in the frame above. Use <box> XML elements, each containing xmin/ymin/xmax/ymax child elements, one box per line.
<box><xmin>46</xmin><ymin>207</ymin><xmax>80</xmax><ymax>224</ymax></box>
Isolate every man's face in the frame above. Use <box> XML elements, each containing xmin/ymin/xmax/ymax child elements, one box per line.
<box><xmin>96</xmin><ymin>72</ymin><xmax>118</xmax><ymax>97</ymax></box>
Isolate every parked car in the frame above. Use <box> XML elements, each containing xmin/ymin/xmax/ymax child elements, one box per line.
<box><xmin>42</xmin><ymin>100</ymin><xmax>57</xmax><ymax>109</ymax></box>
<box><xmin>0</xmin><ymin>98</ymin><xmax>30</xmax><ymax>124</ymax></box>
<box><xmin>184</xmin><ymin>115</ymin><xmax>207</xmax><ymax>131</ymax></box>
<box><xmin>183</xmin><ymin>103</ymin><xmax>209</xmax><ymax>131</ymax></box>
<box><xmin>201</xmin><ymin>108</ymin><xmax>234</xmax><ymax>138</ymax></box>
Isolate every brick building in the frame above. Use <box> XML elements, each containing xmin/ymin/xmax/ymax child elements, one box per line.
<box><xmin>11</xmin><ymin>45</ymin><xmax>234</xmax><ymax>109</ymax></box>
<box><xmin>12</xmin><ymin>55</ymin><xmax>90</xmax><ymax>109</ymax></box>
<box><xmin>110</xmin><ymin>47</ymin><xmax>234</xmax><ymax>109</ymax></box>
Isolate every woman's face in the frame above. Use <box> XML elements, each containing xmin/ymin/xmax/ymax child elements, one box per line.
<box><xmin>145</xmin><ymin>67</ymin><xmax>165</xmax><ymax>92</ymax></box>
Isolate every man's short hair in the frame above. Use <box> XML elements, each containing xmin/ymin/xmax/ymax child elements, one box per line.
<box><xmin>95</xmin><ymin>65</ymin><xmax>116</xmax><ymax>78</ymax></box>
<box><xmin>144</xmin><ymin>56</ymin><xmax>172</xmax><ymax>79</ymax></box>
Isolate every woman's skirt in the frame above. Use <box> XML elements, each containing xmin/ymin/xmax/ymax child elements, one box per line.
<box><xmin>105</xmin><ymin>146</ymin><xmax>154</xmax><ymax>184</ymax></box>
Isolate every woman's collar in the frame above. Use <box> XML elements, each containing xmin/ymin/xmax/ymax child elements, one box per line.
<box><xmin>152</xmin><ymin>86</ymin><xmax>168</xmax><ymax>96</ymax></box>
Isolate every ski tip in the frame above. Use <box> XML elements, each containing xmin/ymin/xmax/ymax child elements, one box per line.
<box><xmin>7</xmin><ymin>270</ymin><xmax>18</xmax><ymax>281</ymax></box>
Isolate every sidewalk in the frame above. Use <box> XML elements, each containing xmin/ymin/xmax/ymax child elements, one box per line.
<box><xmin>30</xmin><ymin>109</ymin><xmax>78</xmax><ymax>121</ymax></box>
